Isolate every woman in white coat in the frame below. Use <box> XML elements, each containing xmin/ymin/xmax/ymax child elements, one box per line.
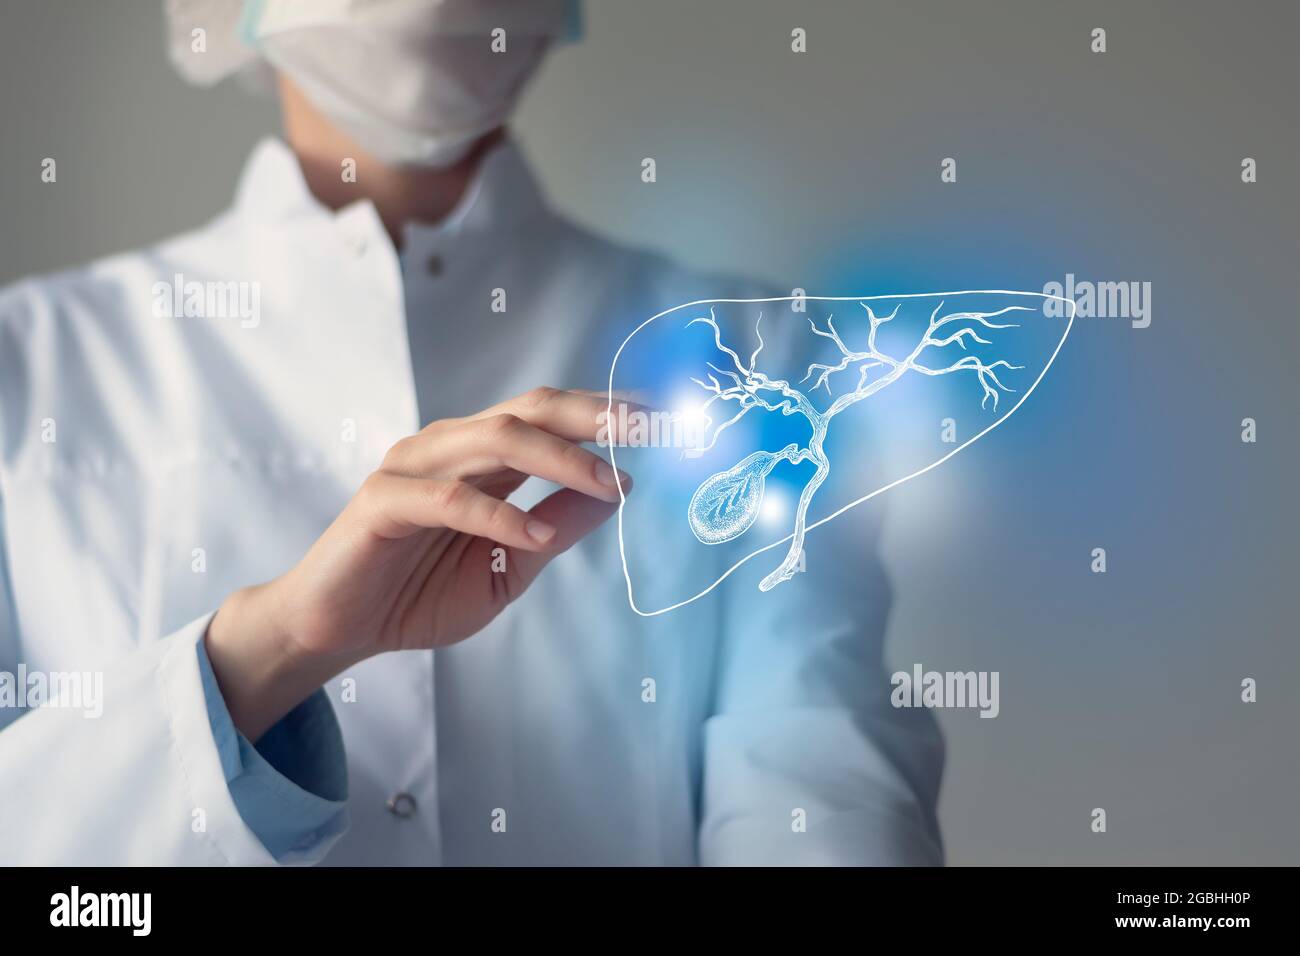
<box><xmin>0</xmin><ymin>0</ymin><xmax>943</xmax><ymax>865</ymax></box>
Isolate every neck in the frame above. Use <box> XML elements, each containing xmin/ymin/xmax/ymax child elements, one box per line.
<box><xmin>278</xmin><ymin>75</ymin><xmax>500</xmax><ymax>248</ymax></box>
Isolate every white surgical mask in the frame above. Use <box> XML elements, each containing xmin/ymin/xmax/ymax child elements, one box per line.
<box><xmin>167</xmin><ymin>0</ymin><xmax>580</xmax><ymax>168</ymax></box>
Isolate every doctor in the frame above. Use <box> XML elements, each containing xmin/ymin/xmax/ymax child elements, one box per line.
<box><xmin>0</xmin><ymin>0</ymin><xmax>943</xmax><ymax>865</ymax></box>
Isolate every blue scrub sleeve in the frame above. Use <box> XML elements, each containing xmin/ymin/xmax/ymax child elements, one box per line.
<box><xmin>196</xmin><ymin>637</ymin><xmax>349</xmax><ymax>862</ymax></box>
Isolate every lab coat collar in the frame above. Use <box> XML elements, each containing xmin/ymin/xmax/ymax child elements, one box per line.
<box><xmin>231</xmin><ymin>135</ymin><xmax>552</xmax><ymax>238</ymax></box>
<box><xmin>232</xmin><ymin>137</ymin><xmax>319</xmax><ymax>223</ymax></box>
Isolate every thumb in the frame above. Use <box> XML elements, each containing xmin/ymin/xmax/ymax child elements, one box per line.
<box><xmin>506</xmin><ymin>485</ymin><xmax>625</xmax><ymax>592</ymax></box>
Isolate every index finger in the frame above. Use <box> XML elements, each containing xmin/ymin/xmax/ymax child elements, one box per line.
<box><xmin>471</xmin><ymin>386</ymin><xmax>654</xmax><ymax>445</ymax></box>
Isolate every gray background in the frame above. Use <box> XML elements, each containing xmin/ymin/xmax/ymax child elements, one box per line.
<box><xmin>2</xmin><ymin>0</ymin><xmax>1297</xmax><ymax>864</ymax></box>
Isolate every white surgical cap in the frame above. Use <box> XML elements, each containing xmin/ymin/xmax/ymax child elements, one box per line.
<box><xmin>165</xmin><ymin>0</ymin><xmax>583</xmax><ymax>88</ymax></box>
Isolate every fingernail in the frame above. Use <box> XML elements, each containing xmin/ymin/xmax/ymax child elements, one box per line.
<box><xmin>526</xmin><ymin>520</ymin><xmax>557</xmax><ymax>544</ymax></box>
<box><xmin>595</xmin><ymin>460</ymin><xmax>619</xmax><ymax>487</ymax></box>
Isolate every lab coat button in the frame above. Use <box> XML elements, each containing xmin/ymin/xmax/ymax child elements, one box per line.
<box><xmin>425</xmin><ymin>254</ymin><xmax>443</xmax><ymax>276</ymax></box>
<box><xmin>386</xmin><ymin>792</ymin><xmax>418</xmax><ymax>818</ymax></box>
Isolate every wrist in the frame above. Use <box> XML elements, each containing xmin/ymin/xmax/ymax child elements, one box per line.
<box><xmin>205</xmin><ymin>583</ymin><xmax>361</xmax><ymax>742</ymax></box>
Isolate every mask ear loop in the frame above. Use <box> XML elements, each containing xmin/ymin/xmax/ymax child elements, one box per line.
<box><xmin>236</xmin><ymin>0</ymin><xmax>268</xmax><ymax>51</ymax></box>
<box><xmin>560</xmin><ymin>0</ymin><xmax>584</xmax><ymax>45</ymax></box>
<box><xmin>230</xmin><ymin>0</ymin><xmax>279</xmax><ymax>96</ymax></box>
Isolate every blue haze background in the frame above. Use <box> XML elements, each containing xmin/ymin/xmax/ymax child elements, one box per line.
<box><xmin>1</xmin><ymin>0</ymin><xmax>1296</xmax><ymax>863</ymax></box>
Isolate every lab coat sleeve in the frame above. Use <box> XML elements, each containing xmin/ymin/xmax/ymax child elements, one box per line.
<box><xmin>0</xmin><ymin>494</ymin><xmax>348</xmax><ymax>864</ymax></box>
<box><xmin>700</xmin><ymin>512</ymin><xmax>945</xmax><ymax>866</ymax></box>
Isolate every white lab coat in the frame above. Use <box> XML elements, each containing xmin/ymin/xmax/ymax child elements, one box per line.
<box><xmin>0</xmin><ymin>137</ymin><xmax>942</xmax><ymax>865</ymax></box>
